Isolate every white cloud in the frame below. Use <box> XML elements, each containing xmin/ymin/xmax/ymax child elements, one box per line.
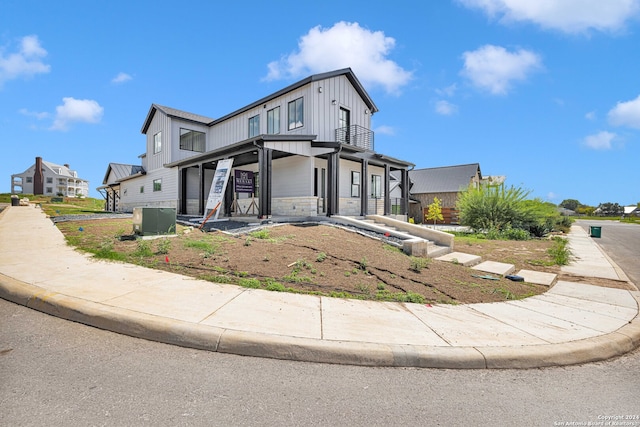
<box><xmin>607</xmin><ymin>94</ymin><xmax>640</xmax><ymax>129</ymax></box>
<box><xmin>50</xmin><ymin>97</ymin><xmax>104</xmax><ymax>131</ymax></box>
<box><xmin>436</xmin><ymin>84</ymin><xmax>458</xmax><ymax>97</ymax></box>
<box><xmin>460</xmin><ymin>44</ymin><xmax>542</xmax><ymax>95</ymax></box>
<box><xmin>111</xmin><ymin>72</ymin><xmax>132</xmax><ymax>84</ymax></box>
<box><xmin>19</xmin><ymin>108</ymin><xmax>49</xmax><ymax>120</ymax></box>
<box><xmin>585</xmin><ymin>111</ymin><xmax>596</xmax><ymax>120</ymax></box>
<box><xmin>264</xmin><ymin>21</ymin><xmax>412</xmax><ymax>94</ymax></box>
<box><xmin>0</xmin><ymin>35</ymin><xmax>50</xmax><ymax>88</ymax></box>
<box><xmin>373</xmin><ymin>125</ymin><xmax>395</xmax><ymax>136</ymax></box>
<box><xmin>457</xmin><ymin>0</ymin><xmax>640</xmax><ymax>34</ymax></box>
<box><xmin>583</xmin><ymin>131</ymin><xmax>617</xmax><ymax>149</ymax></box>
<box><xmin>435</xmin><ymin>100</ymin><xmax>458</xmax><ymax>115</ymax></box>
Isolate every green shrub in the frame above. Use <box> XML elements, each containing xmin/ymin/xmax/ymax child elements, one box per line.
<box><xmin>548</xmin><ymin>236</ymin><xmax>571</xmax><ymax>265</ymax></box>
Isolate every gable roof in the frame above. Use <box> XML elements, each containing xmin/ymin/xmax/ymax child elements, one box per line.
<box><xmin>409</xmin><ymin>163</ymin><xmax>481</xmax><ymax>194</ymax></box>
<box><xmin>101</xmin><ymin>162</ymin><xmax>145</xmax><ymax>185</ymax></box>
<box><xmin>140</xmin><ymin>68</ymin><xmax>377</xmax><ymax>134</ymax></box>
<box><xmin>141</xmin><ymin>104</ymin><xmax>215</xmax><ymax>134</ymax></box>
<box><xmin>41</xmin><ymin>160</ymin><xmax>88</xmax><ymax>182</ymax></box>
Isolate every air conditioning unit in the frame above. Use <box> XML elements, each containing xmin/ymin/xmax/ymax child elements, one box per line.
<box><xmin>132</xmin><ymin>207</ymin><xmax>176</xmax><ymax>236</ymax></box>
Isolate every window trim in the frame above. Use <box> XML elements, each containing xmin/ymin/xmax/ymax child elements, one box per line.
<box><xmin>351</xmin><ymin>171</ymin><xmax>360</xmax><ymax>198</ymax></box>
<box><xmin>153</xmin><ymin>131</ymin><xmax>162</xmax><ymax>154</ymax></box>
<box><xmin>179</xmin><ymin>128</ymin><xmax>206</xmax><ymax>153</ymax></box>
<box><xmin>288</xmin><ymin>97</ymin><xmax>304</xmax><ymax>130</ymax></box>
<box><xmin>153</xmin><ymin>179</ymin><xmax>162</xmax><ymax>192</ymax></box>
<box><xmin>248</xmin><ymin>114</ymin><xmax>260</xmax><ymax>138</ymax></box>
<box><xmin>371</xmin><ymin>174</ymin><xmax>382</xmax><ymax>199</ymax></box>
<box><xmin>267</xmin><ymin>106</ymin><xmax>280</xmax><ymax>134</ymax></box>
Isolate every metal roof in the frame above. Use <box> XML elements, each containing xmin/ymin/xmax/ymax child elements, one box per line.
<box><xmin>102</xmin><ymin>162</ymin><xmax>145</xmax><ymax>185</ymax></box>
<box><xmin>141</xmin><ymin>104</ymin><xmax>215</xmax><ymax>134</ymax></box>
<box><xmin>408</xmin><ymin>163</ymin><xmax>481</xmax><ymax>194</ymax></box>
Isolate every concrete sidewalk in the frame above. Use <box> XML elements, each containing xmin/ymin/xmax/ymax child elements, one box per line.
<box><xmin>1</xmin><ymin>205</ymin><xmax>639</xmax><ymax>369</ymax></box>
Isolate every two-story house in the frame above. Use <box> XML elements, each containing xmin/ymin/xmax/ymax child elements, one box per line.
<box><xmin>107</xmin><ymin>68</ymin><xmax>413</xmax><ymax>219</ymax></box>
<box><xmin>11</xmin><ymin>157</ymin><xmax>90</xmax><ymax>198</ymax></box>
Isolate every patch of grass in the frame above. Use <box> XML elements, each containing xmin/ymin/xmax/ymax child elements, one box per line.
<box><xmin>283</xmin><ymin>259</ymin><xmax>314</xmax><ymax>283</ymax></box>
<box><xmin>548</xmin><ymin>236</ymin><xmax>571</xmax><ymax>265</ymax></box>
<box><xmin>316</xmin><ymin>252</ymin><xmax>327</xmax><ymax>262</ymax></box>
<box><xmin>238</xmin><ymin>278</ymin><xmax>261</xmax><ymax>288</ymax></box>
<box><xmin>249</xmin><ymin>229</ymin><xmax>271</xmax><ymax>239</ymax></box>
<box><xmin>409</xmin><ymin>256</ymin><xmax>430</xmax><ymax>273</ymax></box>
<box><xmin>156</xmin><ymin>238</ymin><xmax>172</xmax><ymax>255</ymax></box>
<box><xmin>133</xmin><ymin>240</ymin><xmax>153</xmax><ymax>257</ymax></box>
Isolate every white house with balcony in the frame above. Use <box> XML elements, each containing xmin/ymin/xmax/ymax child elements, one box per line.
<box><xmin>11</xmin><ymin>157</ymin><xmax>89</xmax><ymax>198</ymax></box>
<box><xmin>105</xmin><ymin>68</ymin><xmax>413</xmax><ymax>219</ymax></box>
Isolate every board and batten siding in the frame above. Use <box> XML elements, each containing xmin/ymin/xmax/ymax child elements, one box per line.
<box><xmin>208</xmin><ymin>85</ymin><xmax>312</xmax><ymax>150</ymax></box>
<box><xmin>119</xmin><ymin>167</ymin><xmax>178</xmax><ymax>212</ymax></box>
<box><xmin>170</xmin><ymin>120</ymin><xmax>210</xmax><ymax>163</ymax></box>
<box><xmin>146</xmin><ymin>111</ymin><xmax>172</xmax><ymax>171</ymax></box>
<box><xmin>338</xmin><ymin>159</ymin><xmax>384</xmax><ymax>199</ymax></box>
<box><xmin>271</xmin><ymin>156</ymin><xmax>313</xmax><ymax>197</ymax></box>
<box><xmin>310</xmin><ymin>75</ymin><xmax>372</xmax><ymax>142</ymax></box>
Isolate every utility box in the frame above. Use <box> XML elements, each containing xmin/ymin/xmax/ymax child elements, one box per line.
<box><xmin>132</xmin><ymin>207</ymin><xmax>176</xmax><ymax>236</ymax></box>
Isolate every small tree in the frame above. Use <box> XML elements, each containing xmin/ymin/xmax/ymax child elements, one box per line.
<box><xmin>559</xmin><ymin>199</ymin><xmax>581</xmax><ymax>211</ymax></box>
<box><xmin>425</xmin><ymin>197</ymin><xmax>444</xmax><ymax>225</ymax></box>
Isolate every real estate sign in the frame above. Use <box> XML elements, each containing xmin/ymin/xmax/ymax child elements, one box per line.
<box><xmin>234</xmin><ymin>170</ymin><xmax>254</xmax><ymax>193</ymax></box>
<box><xmin>205</xmin><ymin>158</ymin><xmax>233</xmax><ymax>221</ymax></box>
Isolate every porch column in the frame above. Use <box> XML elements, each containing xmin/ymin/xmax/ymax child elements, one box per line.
<box><xmin>383</xmin><ymin>164</ymin><xmax>391</xmax><ymax>215</ymax></box>
<box><xmin>401</xmin><ymin>168</ymin><xmax>410</xmax><ymax>216</ymax></box>
<box><xmin>198</xmin><ymin>163</ymin><xmax>206</xmax><ymax>216</ymax></box>
<box><xmin>258</xmin><ymin>148</ymin><xmax>272</xmax><ymax>218</ymax></box>
<box><xmin>360</xmin><ymin>159</ymin><xmax>368</xmax><ymax>216</ymax></box>
<box><xmin>326</xmin><ymin>151</ymin><xmax>340</xmax><ymax>216</ymax></box>
<box><xmin>179</xmin><ymin>167</ymin><xmax>187</xmax><ymax>215</ymax></box>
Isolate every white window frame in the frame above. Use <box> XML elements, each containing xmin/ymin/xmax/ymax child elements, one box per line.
<box><xmin>154</xmin><ymin>131</ymin><xmax>162</xmax><ymax>154</ymax></box>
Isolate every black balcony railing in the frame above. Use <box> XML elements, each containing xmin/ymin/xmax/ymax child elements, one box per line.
<box><xmin>335</xmin><ymin>125</ymin><xmax>374</xmax><ymax>151</ymax></box>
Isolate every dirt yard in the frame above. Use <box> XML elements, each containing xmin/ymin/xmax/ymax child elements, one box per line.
<box><xmin>55</xmin><ymin>217</ymin><xmax>631</xmax><ymax>305</ymax></box>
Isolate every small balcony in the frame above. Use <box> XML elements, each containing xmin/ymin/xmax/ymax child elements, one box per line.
<box><xmin>335</xmin><ymin>125</ymin><xmax>374</xmax><ymax>151</ymax></box>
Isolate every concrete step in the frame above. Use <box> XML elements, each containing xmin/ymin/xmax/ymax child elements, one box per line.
<box><xmin>472</xmin><ymin>261</ymin><xmax>516</xmax><ymax>277</ymax></box>
<box><xmin>436</xmin><ymin>252</ymin><xmax>482</xmax><ymax>267</ymax></box>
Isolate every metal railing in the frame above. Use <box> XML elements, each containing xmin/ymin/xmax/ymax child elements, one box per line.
<box><xmin>335</xmin><ymin>125</ymin><xmax>374</xmax><ymax>151</ymax></box>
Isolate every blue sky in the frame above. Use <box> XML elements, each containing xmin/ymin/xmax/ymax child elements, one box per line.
<box><xmin>2</xmin><ymin>0</ymin><xmax>639</xmax><ymax>207</ymax></box>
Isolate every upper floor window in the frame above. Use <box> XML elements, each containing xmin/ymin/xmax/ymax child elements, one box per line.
<box><xmin>339</xmin><ymin>107</ymin><xmax>351</xmax><ymax>143</ymax></box>
<box><xmin>26</xmin><ymin>177</ymin><xmax>32</xmax><ymax>183</ymax></box>
<box><xmin>180</xmin><ymin>128</ymin><xmax>205</xmax><ymax>152</ymax></box>
<box><xmin>248</xmin><ymin>115</ymin><xmax>260</xmax><ymax>138</ymax></box>
<box><xmin>153</xmin><ymin>179</ymin><xmax>162</xmax><ymax>192</ymax></box>
<box><xmin>46</xmin><ymin>177</ymin><xmax>53</xmax><ymax>184</ymax></box>
<box><xmin>267</xmin><ymin>107</ymin><xmax>280</xmax><ymax>134</ymax></box>
<box><xmin>154</xmin><ymin>131</ymin><xmax>162</xmax><ymax>154</ymax></box>
<box><xmin>288</xmin><ymin>97</ymin><xmax>303</xmax><ymax>130</ymax></box>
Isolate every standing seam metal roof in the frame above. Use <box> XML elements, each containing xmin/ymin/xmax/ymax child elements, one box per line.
<box><xmin>408</xmin><ymin>163</ymin><xmax>481</xmax><ymax>194</ymax></box>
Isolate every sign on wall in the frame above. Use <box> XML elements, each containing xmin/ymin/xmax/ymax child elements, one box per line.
<box><xmin>234</xmin><ymin>170</ymin><xmax>254</xmax><ymax>194</ymax></box>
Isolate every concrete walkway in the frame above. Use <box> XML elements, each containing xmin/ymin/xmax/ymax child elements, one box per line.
<box><xmin>1</xmin><ymin>206</ymin><xmax>639</xmax><ymax>369</ymax></box>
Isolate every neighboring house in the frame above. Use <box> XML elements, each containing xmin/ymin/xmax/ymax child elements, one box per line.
<box><xmin>107</xmin><ymin>68</ymin><xmax>414</xmax><ymax>218</ymax></box>
<box><xmin>11</xmin><ymin>157</ymin><xmax>89</xmax><ymax>197</ymax></box>
<box><xmin>404</xmin><ymin>163</ymin><xmax>485</xmax><ymax>224</ymax></box>
<box><xmin>623</xmin><ymin>206</ymin><xmax>640</xmax><ymax>217</ymax></box>
<box><xmin>97</xmin><ymin>163</ymin><xmax>146</xmax><ymax>212</ymax></box>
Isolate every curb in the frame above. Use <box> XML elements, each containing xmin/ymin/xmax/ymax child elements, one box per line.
<box><xmin>2</xmin><ymin>274</ymin><xmax>639</xmax><ymax>369</ymax></box>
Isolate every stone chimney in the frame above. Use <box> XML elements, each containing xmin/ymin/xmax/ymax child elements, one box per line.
<box><xmin>34</xmin><ymin>157</ymin><xmax>44</xmax><ymax>195</ymax></box>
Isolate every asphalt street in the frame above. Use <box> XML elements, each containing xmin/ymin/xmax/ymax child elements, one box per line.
<box><xmin>575</xmin><ymin>219</ymin><xmax>640</xmax><ymax>285</ymax></box>
<box><xmin>1</xmin><ymin>298</ymin><xmax>639</xmax><ymax>426</ymax></box>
